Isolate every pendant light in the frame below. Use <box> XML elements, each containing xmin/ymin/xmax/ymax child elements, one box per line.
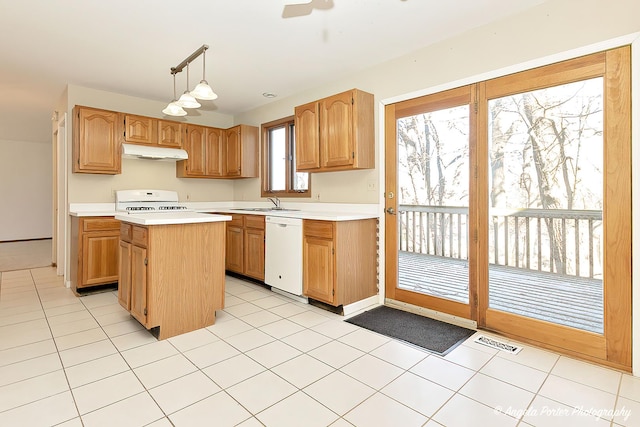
<box><xmin>162</xmin><ymin>73</ymin><xmax>187</xmax><ymax>117</ymax></box>
<box><xmin>177</xmin><ymin>63</ymin><xmax>201</xmax><ymax>109</ymax></box>
<box><xmin>191</xmin><ymin>49</ymin><xmax>218</xmax><ymax>100</ymax></box>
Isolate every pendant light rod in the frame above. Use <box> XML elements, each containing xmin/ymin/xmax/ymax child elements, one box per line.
<box><xmin>170</xmin><ymin>44</ymin><xmax>209</xmax><ymax>75</ymax></box>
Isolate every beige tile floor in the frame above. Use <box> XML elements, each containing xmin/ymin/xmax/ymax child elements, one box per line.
<box><xmin>0</xmin><ymin>266</ymin><xmax>639</xmax><ymax>426</ymax></box>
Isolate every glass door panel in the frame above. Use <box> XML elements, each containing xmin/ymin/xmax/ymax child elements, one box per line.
<box><xmin>487</xmin><ymin>78</ymin><xmax>604</xmax><ymax>333</ymax></box>
<box><xmin>397</xmin><ymin>105</ymin><xmax>470</xmax><ymax>304</ymax></box>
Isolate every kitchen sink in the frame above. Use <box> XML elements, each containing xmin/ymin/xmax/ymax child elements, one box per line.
<box><xmin>235</xmin><ymin>207</ymin><xmax>300</xmax><ymax>212</ymax></box>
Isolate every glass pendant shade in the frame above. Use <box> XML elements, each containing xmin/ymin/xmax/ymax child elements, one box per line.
<box><xmin>162</xmin><ymin>100</ymin><xmax>187</xmax><ymax>116</ymax></box>
<box><xmin>177</xmin><ymin>91</ymin><xmax>201</xmax><ymax>109</ymax></box>
<box><xmin>162</xmin><ymin>73</ymin><xmax>187</xmax><ymax>116</ymax></box>
<box><xmin>177</xmin><ymin>63</ymin><xmax>201</xmax><ymax>108</ymax></box>
<box><xmin>191</xmin><ymin>80</ymin><xmax>218</xmax><ymax>100</ymax></box>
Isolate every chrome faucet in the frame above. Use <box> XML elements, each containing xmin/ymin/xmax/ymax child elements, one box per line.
<box><xmin>267</xmin><ymin>197</ymin><xmax>281</xmax><ymax>209</ymax></box>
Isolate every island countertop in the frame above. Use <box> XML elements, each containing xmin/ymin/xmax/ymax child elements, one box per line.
<box><xmin>115</xmin><ymin>211</ymin><xmax>232</xmax><ymax>226</ymax></box>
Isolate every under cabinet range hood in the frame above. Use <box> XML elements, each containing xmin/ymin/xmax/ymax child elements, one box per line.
<box><xmin>121</xmin><ymin>143</ymin><xmax>188</xmax><ymax>161</ymax></box>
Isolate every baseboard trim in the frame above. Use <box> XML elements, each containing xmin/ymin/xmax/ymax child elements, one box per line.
<box><xmin>0</xmin><ymin>237</ymin><xmax>52</xmax><ymax>243</ymax></box>
<box><xmin>343</xmin><ymin>295</ymin><xmax>380</xmax><ymax>317</ymax></box>
<box><xmin>385</xmin><ymin>298</ymin><xmax>478</xmax><ymax>330</ymax></box>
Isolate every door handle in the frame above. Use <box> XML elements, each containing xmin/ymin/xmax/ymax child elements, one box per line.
<box><xmin>386</xmin><ymin>207</ymin><xmax>395</xmax><ymax>215</ymax></box>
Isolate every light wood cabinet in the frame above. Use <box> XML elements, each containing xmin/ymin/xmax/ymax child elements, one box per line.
<box><xmin>244</xmin><ymin>216</ymin><xmax>266</xmax><ymax>281</ymax></box>
<box><xmin>130</xmin><ymin>244</ymin><xmax>148</xmax><ymax>325</ymax></box>
<box><xmin>225</xmin><ymin>214</ymin><xmax>265</xmax><ymax>281</ymax></box>
<box><xmin>295</xmin><ymin>101</ymin><xmax>321</xmax><ymax>170</ymax></box>
<box><xmin>158</xmin><ymin>120</ymin><xmax>182</xmax><ymax>147</ymax></box>
<box><xmin>295</xmin><ymin>89</ymin><xmax>374</xmax><ymax>172</ymax></box>
<box><xmin>73</xmin><ymin>106</ymin><xmax>121</xmax><ymax>174</ymax></box>
<box><xmin>205</xmin><ymin>127</ymin><xmax>224</xmax><ymax>177</ymax></box>
<box><xmin>225</xmin><ymin>215</ymin><xmax>245</xmax><ymax>273</ymax></box>
<box><xmin>70</xmin><ymin>216</ymin><xmax>120</xmax><ymax>293</ymax></box>
<box><xmin>178</xmin><ymin>124</ymin><xmax>258</xmax><ymax>179</ymax></box>
<box><xmin>177</xmin><ymin>124</ymin><xmax>207</xmax><ymax>177</ymax></box>
<box><xmin>118</xmin><ymin>239</ymin><xmax>132</xmax><ymax>310</ymax></box>
<box><xmin>124</xmin><ymin>114</ymin><xmax>155</xmax><ymax>145</ymax></box>
<box><xmin>303</xmin><ymin>219</ymin><xmax>378</xmax><ymax>307</ymax></box>
<box><xmin>118</xmin><ymin>221</ymin><xmax>226</xmax><ymax>339</ymax></box>
<box><xmin>119</xmin><ymin>223</ymin><xmax>148</xmax><ymax>324</ymax></box>
<box><xmin>225</xmin><ymin>125</ymin><xmax>259</xmax><ymax>178</ymax></box>
<box><xmin>124</xmin><ymin>115</ymin><xmax>183</xmax><ymax>148</ymax></box>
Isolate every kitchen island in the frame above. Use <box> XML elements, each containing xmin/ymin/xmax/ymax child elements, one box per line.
<box><xmin>115</xmin><ymin>211</ymin><xmax>231</xmax><ymax>340</ymax></box>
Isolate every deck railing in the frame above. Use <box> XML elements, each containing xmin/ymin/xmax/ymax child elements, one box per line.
<box><xmin>398</xmin><ymin>205</ymin><xmax>603</xmax><ymax>279</ymax></box>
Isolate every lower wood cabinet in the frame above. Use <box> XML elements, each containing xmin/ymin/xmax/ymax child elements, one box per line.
<box><xmin>303</xmin><ymin>219</ymin><xmax>378</xmax><ymax>306</ymax></box>
<box><xmin>118</xmin><ymin>221</ymin><xmax>226</xmax><ymax>340</ymax></box>
<box><xmin>70</xmin><ymin>216</ymin><xmax>120</xmax><ymax>292</ymax></box>
<box><xmin>225</xmin><ymin>214</ymin><xmax>265</xmax><ymax>281</ymax></box>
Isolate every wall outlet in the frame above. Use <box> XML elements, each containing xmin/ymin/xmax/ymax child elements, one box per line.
<box><xmin>367</xmin><ymin>180</ymin><xmax>376</xmax><ymax>192</ymax></box>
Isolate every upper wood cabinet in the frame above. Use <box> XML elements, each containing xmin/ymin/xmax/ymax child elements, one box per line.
<box><xmin>124</xmin><ymin>114</ymin><xmax>155</xmax><ymax>145</ymax></box>
<box><xmin>157</xmin><ymin>120</ymin><xmax>182</xmax><ymax>148</ymax></box>
<box><xmin>178</xmin><ymin>124</ymin><xmax>258</xmax><ymax>179</ymax></box>
<box><xmin>225</xmin><ymin>125</ymin><xmax>258</xmax><ymax>178</ymax></box>
<box><xmin>73</xmin><ymin>106</ymin><xmax>121</xmax><ymax>174</ymax></box>
<box><xmin>294</xmin><ymin>101</ymin><xmax>321</xmax><ymax>170</ymax></box>
<box><xmin>177</xmin><ymin>124</ymin><xmax>207</xmax><ymax>177</ymax></box>
<box><xmin>124</xmin><ymin>115</ymin><xmax>183</xmax><ymax>148</ymax></box>
<box><xmin>205</xmin><ymin>127</ymin><xmax>224</xmax><ymax>177</ymax></box>
<box><xmin>73</xmin><ymin>105</ymin><xmax>256</xmax><ymax>177</ymax></box>
<box><xmin>295</xmin><ymin>88</ymin><xmax>374</xmax><ymax>172</ymax></box>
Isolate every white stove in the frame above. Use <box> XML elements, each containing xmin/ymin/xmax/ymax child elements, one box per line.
<box><xmin>115</xmin><ymin>189</ymin><xmax>192</xmax><ymax>214</ymax></box>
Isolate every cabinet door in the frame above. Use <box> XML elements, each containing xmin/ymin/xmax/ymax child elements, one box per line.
<box><xmin>124</xmin><ymin>114</ymin><xmax>155</xmax><ymax>145</ymax></box>
<box><xmin>81</xmin><ymin>232</ymin><xmax>120</xmax><ymax>287</ymax></box>
<box><xmin>118</xmin><ymin>240</ymin><xmax>131</xmax><ymax>310</ymax></box>
<box><xmin>183</xmin><ymin>125</ymin><xmax>207</xmax><ymax>176</ymax></box>
<box><xmin>130</xmin><ymin>245</ymin><xmax>147</xmax><ymax>325</ymax></box>
<box><xmin>320</xmin><ymin>91</ymin><xmax>354</xmax><ymax>168</ymax></box>
<box><xmin>158</xmin><ymin>120</ymin><xmax>182</xmax><ymax>147</ymax></box>
<box><xmin>295</xmin><ymin>101</ymin><xmax>321</xmax><ymax>170</ymax></box>
<box><xmin>303</xmin><ymin>236</ymin><xmax>335</xmax><ymax>304</ymax></box>
<box><xmin>225</xmin><ymin>127</ymin><xmax>241</xmax><ymax>177</ymax></box>
<box><xmin>225</xmin><ymin>226</ymin><xmax>244</xmax><ymax>273</ymax></box>
<box><xmin>74</xmin><ymin>107</ymin><xmax>121</xmax><ymax>174</ymax></box>
<box><xmin>244</xmin><ymin>228</ymin><xmax>265</xmax><ymax>281</ymax></box>
<box><xmin>205</xmin><ymin>127</ymin><xmax>224</xmax><ymax>176</ymax></box>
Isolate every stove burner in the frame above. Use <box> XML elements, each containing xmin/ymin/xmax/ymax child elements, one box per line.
<box><xmin>159</xmin><ymin>205</ymin><xmax>188</xmax><ymax>211</ymax></box>
<box><xmin>126</xmin><ymin>206</ymin><xmax>154</xmax><ymax>211</ymax></box>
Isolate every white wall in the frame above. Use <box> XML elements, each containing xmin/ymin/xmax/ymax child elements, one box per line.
<box><xmin>0</xmin><ymin>139</ymin><xmax>52</xmax><ymax>240</ymax></box>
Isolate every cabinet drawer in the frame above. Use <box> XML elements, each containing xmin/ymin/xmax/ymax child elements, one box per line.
<box><xmin>83</xmin><ymin>218</ymin><xmax>120</xmax><ymax>232</ymax></box>
<box><xmin>120</xmin><ymin>223</ymin><xmax>132</xmax><ymax>242</ymax></box>
<box><xmin>227</xmin><ymin>214</ymin><xmax>245</xmax><ymax>228</ymax></box>
<box><xmin>244</xmin><ymin>215</ymin><xmax>265</xmax><ymax>230</ymax></box>
<box><xmin>132</xmin><ymin>226</ymin><xmax>148</xmax><ymax>247</ymax></box>
<box><xmin>303</xmin><ymin>220</ymin><xmax>334</xmax><ymax>239</ymax></box>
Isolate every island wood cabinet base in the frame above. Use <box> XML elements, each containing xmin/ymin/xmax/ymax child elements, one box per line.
<box><xmin>118</xmin><ymin>221</ymin><xmax>226</xmax><ymax>340</ymax></box>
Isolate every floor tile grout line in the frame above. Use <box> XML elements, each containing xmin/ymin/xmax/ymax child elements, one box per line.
<box><xmin>4</xmin><ymin>268</ymin><xmax>82</xmax><ymax>422</ymax></box>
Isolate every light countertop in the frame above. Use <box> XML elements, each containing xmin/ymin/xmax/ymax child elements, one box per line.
<box><xmin>114</xmin><ymin>212</ymin><xmax>232</xmax><ymax>226</ymax></box>
<box><xmin>71</xmin><ymin>202</ymin><xmax>380</xmax><ymax>222</ymax></box>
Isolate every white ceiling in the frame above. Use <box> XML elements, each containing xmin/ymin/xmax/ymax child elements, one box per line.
<box><xmin>0</xmin><ymin>0</ymin><xmax>547</xmax><ymax>143</ymax></box>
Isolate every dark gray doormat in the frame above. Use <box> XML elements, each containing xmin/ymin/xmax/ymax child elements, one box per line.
<box><xmin>345</xmin><ymin>305</ymin><xmax>476</xmax><ymax>355</ymax></box>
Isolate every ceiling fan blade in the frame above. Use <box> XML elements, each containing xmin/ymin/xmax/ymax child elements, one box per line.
<box><xmin>281</xmin><ymin>0</ymin><xmax>334</xmax><ymax>18</ymax></box>
<box><xmin>282</xmin><ymin>3</ymin><xmax>314</xmax><ymax>18</ymax></box>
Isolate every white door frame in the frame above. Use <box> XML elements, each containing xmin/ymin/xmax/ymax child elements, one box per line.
<box><xmin>55</xmin><ymin>113</ymin><xmax>68</xmax><ymax>282</ymax></box>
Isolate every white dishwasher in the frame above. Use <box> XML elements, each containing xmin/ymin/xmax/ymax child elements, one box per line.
<box><xmin>265</xmin><ymin>216</ymin><xmax>304</xmax><ymax>299</ymax></box>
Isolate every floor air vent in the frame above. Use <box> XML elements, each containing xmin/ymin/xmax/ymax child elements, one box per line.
<box><xmin>474</xmin><ymin>335</ymin><xmax>522</xmax><ymax>354</ymax></box>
